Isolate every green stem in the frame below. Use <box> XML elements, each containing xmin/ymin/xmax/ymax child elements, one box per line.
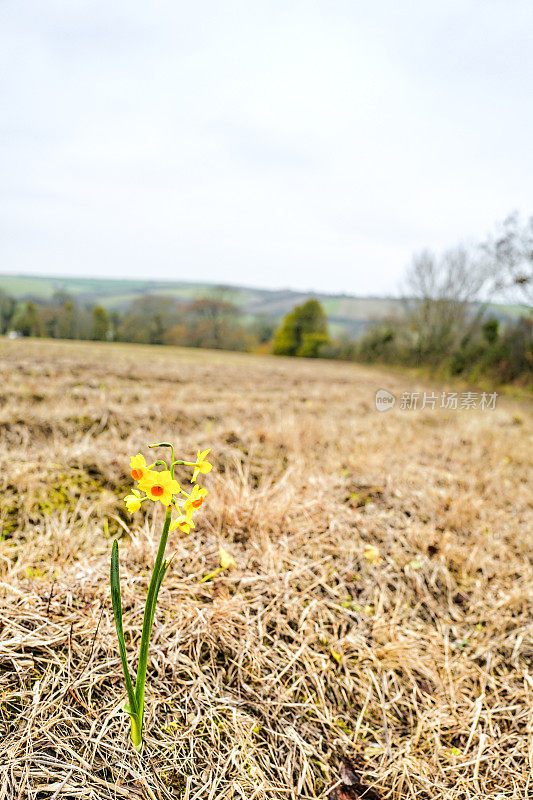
<box><xmin>171</xmin><ymin>459</ymin><xmax>195</xmax><ymax>469</ymax></box>
<box><xmin>169</xmin><ymin>446</ymin><xmax>176</xmax><ymax>478</ymax></box>
<box><xmin>201</xmin><ymin>566</ymin><xmax>224</xmax><ymax>582</ymax></box>
<box><xmin>149</xmin><ymin>443</ymin><xmax>176</xmax><ymax>477</ymax></box>
<box><xmin>133</xmin><ymin>508</ymin><xmax>172</xmax><ymax>741</ymax></box>
<box><xmin>130</xmin><ymin>715</ymin><xmax>143</xmax><ymax>753</ymax></box>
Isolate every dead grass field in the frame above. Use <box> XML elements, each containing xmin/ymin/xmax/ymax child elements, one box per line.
<box><xmin>0</xmin><ymin>337</ymin><xmax>532</xmax><ymax>800</ymax></box>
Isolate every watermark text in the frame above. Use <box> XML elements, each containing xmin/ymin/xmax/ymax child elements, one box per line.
<box><xmin>375</xmin><ymin>389</ymin><xmax>498</xmax><ymax>412</ymax></box>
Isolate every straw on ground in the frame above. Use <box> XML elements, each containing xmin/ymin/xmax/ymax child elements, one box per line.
<box><xmin>0</xmin><ymin>338</ymin><xmax>531</xmax><ymax>800</ymax></box>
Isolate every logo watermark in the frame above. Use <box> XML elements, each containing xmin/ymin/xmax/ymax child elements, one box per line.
<box><xmin>375</xmin><ymin>389</ymin><xmax>396</xmax><ymax>412</ymax></box>
<box><xmin>375</xmin><ymin>389</ymin><xmax>498</xmax><ymax>411</ymax></box>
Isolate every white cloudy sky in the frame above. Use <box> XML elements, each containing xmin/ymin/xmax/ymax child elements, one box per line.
<box><xmin>1</xmin><ymin>1</ymin><xmax>532</xmax><ymax>295</ymax></box>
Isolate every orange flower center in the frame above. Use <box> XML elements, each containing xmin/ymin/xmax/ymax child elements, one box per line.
<box><xmin>131</xmin><ymin>468</ymin><xmax>144</xmax><ymax>480</ymax></box>
<box><xmin>192</xmin><ymin>498</ymin><xmax>203</xmax><ymax>508</ymax></box>
<box><xmin>151</xmin><ymin>485</ymin><xmax>164</xmax><ymax>497</ymax></box>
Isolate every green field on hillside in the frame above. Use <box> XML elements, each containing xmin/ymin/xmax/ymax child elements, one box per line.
<box><xmin>0</xmin><ymin>273</ymin><xmax>529</xmax><ymax>337</ymax></box>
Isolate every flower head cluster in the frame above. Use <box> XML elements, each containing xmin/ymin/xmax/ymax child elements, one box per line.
<box><xmin>124</xmin><ymin>446</ymin><xmax>212</xmax><ymax>533</ymax></box>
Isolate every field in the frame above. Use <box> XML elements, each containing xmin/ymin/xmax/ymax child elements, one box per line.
<box><xmin>1</xmin><ymin>338</ymin><xmax>532</xmax><ymax>800</ymax></box>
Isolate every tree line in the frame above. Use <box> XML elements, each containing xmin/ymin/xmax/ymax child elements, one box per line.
<box><xmin>270</xmin><ymin>212</ymin><xmax>532</xmax><ymax>383</ymax></box>
<box><xmin>354</xmin><ymin>212</ymin><xmax>532</xmax><ymax>384</ymax></box>
<box><xmin>2</xmin><ymin>213</ymin><xmax>531</xmax><ymax>384</ymax></box>
<box><xmin>0</xmin><ymin>290</ymin><xmax>275</xmax><ymax>351</ymax></box>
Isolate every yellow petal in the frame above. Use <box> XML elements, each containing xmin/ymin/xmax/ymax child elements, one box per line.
<box><xmin>170</xmin><ymin>516</ymin><xmax>194</xmax><ymax>533</ymax></box>
<box><xmin>219</xmin><ymin>546</ymin><xmax>236</xmax><ymax>570</ymax></box>
<box><xmin>138</xmin><ymin>469</ymin><xmax>159</xmax><ymax>490</ymax></box>
<box><xmin>159</xmin><ymin>490</ymin><xmax>174</xmax><ymax>506</ymax></box>
<box><xmin>124</xmin><ymin>495</ymin><xmax>141</xmax><ymax>512</ymax></box>
<box><xmin>364</xmin><ymin>544</ymin><xmax>381</xmax><ymax>564</ymax></box>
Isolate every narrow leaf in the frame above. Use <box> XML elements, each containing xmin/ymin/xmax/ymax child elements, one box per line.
<box><xmin>110</xmin><ymin>539</ymin><xmax>138</xmax><ymax>716</ymax></box>
<box><xmin>149</xmin><ymin>555</ymin><xmax>174</xmax><ymax>630</ymax></box>
<box><xmin>134</xmin><ymin>511</ymin><xmax>172</xmax><ymax>714</ymax></box>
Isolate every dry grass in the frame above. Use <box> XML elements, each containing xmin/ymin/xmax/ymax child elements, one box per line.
<box><xmin>0</xmin><ymin>337</ymin><xmax>532</xmax><ymax>800</ymax></box>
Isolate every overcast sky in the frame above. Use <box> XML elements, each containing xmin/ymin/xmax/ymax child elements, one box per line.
<box><xmin>1</xmin><ymin>1</ymin><xmax>532</xmax><ymax>296</ymax></box>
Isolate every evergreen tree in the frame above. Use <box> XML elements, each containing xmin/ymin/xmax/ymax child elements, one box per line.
<box><xmin>0</xmin><ymin>290</ymin><xmax>15</xmax><ymax>334</ymax></box>
<box><xmin>12</xmin><ymin>301</ymin><xmax>42</xmax><ymax>337</ymax></box>
<box><xmin>57</xmin><ymin>300</ymin><xmax>76</xmax><ymax>339</ymax></box>
<box><xmin>273</xmin><ymin>299</ymin><xmax>329</xmax><ymax>357</ymax></box>
<box><xmin>92</xmin><ymin>306</ymin><xmax>109</xmax><ymax>341</ymax></box>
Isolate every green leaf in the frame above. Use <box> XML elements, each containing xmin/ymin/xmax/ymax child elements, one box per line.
<box><xmin>110</xmin><ymin>539</ymin><xmax>138</xmax><ymax>717</ymax></box>
<box><xmin>149</xmin><ymin>555</ymin><xmax>173</xmax><ymax>630</ymax></box>
<box><xmin>134</xmin><ymin>510</ymin><xmax>172</xmax><ymax>723</ymax></box>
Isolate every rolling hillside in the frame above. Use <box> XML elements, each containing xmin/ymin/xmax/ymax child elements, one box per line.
<box><xmin>0</xmin><ymin>273</ymin><xmax>529</xmax><ymax>337</ymax></box>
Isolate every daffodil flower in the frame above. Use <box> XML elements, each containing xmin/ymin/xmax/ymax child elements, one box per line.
<box><xmin>130</xmin><ymin>453</ymin><xmax>150</xmax><ymax>482</ymax></box>
<box><xmin>364</xmin><ymin>544</ymin><xmax>381</xmax><ymax>564</ymax></box>
<box><xmin>111</xmin><ymin>443</ymin><xmax>212</xmax><ymax>753</ymax></box>
<box><xmin>218</xmin><ymin>546</ymin><xmax>236</xmax><ymax>570</ymax></box>
<box><xmin>169</xmin><ymin>510</ymin><xmax>195</xmax><ymax>534</ymax></box>
<box><xmin>191</xmin><ymin>449</ymin><xmax>212</xmax><ymax>482</ymax></box>
<box><xmin>183</xmin><ymin>484</ymin><xmax>208</xmax><ymax>513</ymax></box>
<box><xmin>201</xmin><ymin>545</ymin><xmax>236</xmax><ymax>582</ymax></box>
<box><xmin>124</xmin><ymin>489</ymin><xmax>143</xmax><ymax>513</ymax></box>
<box><xmin>138</xmin><ymin>470</ymin><xmax>180</xmax><ymax>506</ymax></box>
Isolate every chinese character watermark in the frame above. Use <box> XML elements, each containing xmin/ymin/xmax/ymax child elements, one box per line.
<box><xmin>375</xmin><ymin>389</ymin><xmax>498</xmax><ymax>411</ymax></box>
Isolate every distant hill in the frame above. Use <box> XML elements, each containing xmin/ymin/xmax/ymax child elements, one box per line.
<box><xmin>0</xmin><ymin>273</ymin><xmax>529</xmax><ymax>338</ymax></box>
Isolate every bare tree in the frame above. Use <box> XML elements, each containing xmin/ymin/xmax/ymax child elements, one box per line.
<box><xmin>481</xmin><ymin>212</ymin><xmax>533</xmax><ymax>305</ymax></box>
<box><xmin>402</xmin><ymin>245</ymin><xmax>492</xmax><ymax>362</ymax></box>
